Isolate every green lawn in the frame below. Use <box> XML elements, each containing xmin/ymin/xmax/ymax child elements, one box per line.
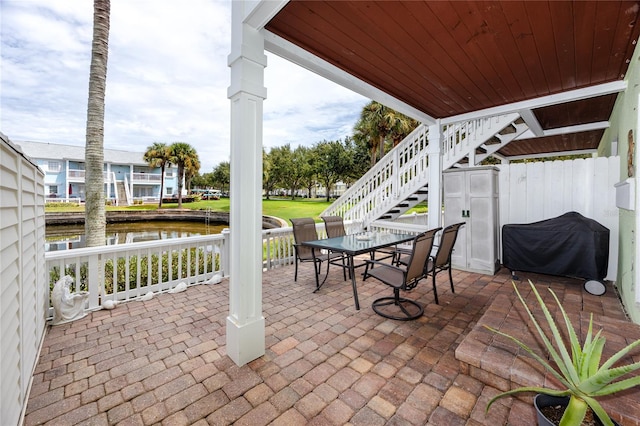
<box><xmin>46</xmin><ymin>197</ymin><xmax>332</xmax><ymax>224</ymax></box>
<box><xmin>45</xmin><ymin>197</ymin><xmax>426</xmax><ymax>223</ymax></box>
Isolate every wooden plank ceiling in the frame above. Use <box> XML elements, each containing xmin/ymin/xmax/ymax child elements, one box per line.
<box><xmin>265</xmin><ymin>1</ymin><xmax>640</xmax><ymax>158</ymax></box>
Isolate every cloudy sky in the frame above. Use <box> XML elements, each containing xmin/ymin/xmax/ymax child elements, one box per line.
<box><xmin>1</xmin><ymin>0</ymin><xmax>369</xmax><ymax>171</ymax></box>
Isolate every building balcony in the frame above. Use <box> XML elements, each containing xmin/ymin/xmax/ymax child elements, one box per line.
<box><xmin>132</xmin><ymin>172</ymin><xmax>162</xmax><ymax>183</ymax></box>
<box><xmin>66</xmin><ymin>170</ymin><xmax>112</xmax><ymax>183</ymax></box>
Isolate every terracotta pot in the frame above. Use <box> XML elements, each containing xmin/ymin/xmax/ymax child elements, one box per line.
<box><xmin>534</xmin><ymin>394</ymin><xmax>620</xmax><ymax>426</ymax></box>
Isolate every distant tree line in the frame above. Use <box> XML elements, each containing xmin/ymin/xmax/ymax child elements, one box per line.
<box><xmin>193</xmin><ymin>101</ymin><xmax>419</xmax><ymax>201</ymax></box>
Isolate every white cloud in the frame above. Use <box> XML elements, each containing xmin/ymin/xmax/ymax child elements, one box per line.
<box><xmin>1</xmin><ymin>0</ymin><xmax>368</xmax><ymax>172</ymax></box>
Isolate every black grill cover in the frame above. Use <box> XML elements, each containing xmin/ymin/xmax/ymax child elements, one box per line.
<box><xmin>502</xmin><ymin>212</ymin><xmax>609</xmax><ymax>280</ymax></box>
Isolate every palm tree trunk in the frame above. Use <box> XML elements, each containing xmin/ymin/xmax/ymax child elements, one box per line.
<box><xmin>177</xmin><ymin>166</ymin><xmax>184</xmax><ymax>208</ymax></box>
<box><xmin>85</xmin><ymin>0</ymin><xmax>110</xmax><ymax>247</ymax></box>
<box><xmin>158</xmin><ymin>164</ymin><xmax>165</xmax><ymax>208</ymax></box>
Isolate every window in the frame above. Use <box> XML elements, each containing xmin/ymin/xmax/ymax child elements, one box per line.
<box><xmin>49</xmin><ymin>186</ymin><xmax>58</xmax><ymax>194</ymax></box>
<box><xmin>47</xmin><ymin>161</ymin><xmax>61</xmax><ymax>172</ymax></box>
<box><xmin>165</xmin><ymin>187</ymin><xmax>173</xmax><ymax>196</ymax></box>
<box><xmin>165</xmin><ymin>170</ymin><xmax>175</xmax><ymax>178</ymax></box>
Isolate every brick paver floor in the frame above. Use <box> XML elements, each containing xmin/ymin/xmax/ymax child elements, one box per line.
<box><xmin>25</xmin><ymin>261</ymin><xmax>630</xmax><ymax>425</ymax></box>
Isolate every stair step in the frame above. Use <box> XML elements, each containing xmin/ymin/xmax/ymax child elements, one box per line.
<box><xmin>485</xmin><ymin>136</ymin><xmax>501</xmax><ymax>145</ymax></box>
<box><xmin>499</xmin><ymin>124</ymin><xmax>516</xmax><ymax>135</ymax></box>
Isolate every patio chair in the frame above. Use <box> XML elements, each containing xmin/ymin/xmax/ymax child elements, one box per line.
<box><xmin>322</xmin><ymin>215</ymin><xmax>347</xmax><ymax>238</ymax></box>
<box><xmin>393</xmin><ymin>227</ymin><xmax>441</xmax><ymax>267</ymax></box>
<box><xmin>425</xmin><ymin>222</ymin><xmax>464</xmax><ymax>304</ymax></box>
<box><xmin>291</xmin><ymin>218</ymin><xmax>347</xmax><ymax>288</ymax></box>
<box><xmin>363</xmin><ymin>231</ymin><xmax>436</xmax><ymax>320</ymax></box>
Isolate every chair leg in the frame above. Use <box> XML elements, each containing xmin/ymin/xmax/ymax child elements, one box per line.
<box><xmin>432</xmin><ymin>272</ymin><xmax>439</xmax><ymax>305</ymax></box>
<box><xmin>294</xmin><ymin>258</ymin><xmax>299</xmax><ymax>281</ymax></box>
<box><xmin>448</xmin><ymin>267</ymin><xmax>455</xmax><ymax>293</ymax></box>
<box><xmin>371</xmin><ymin>288</ymin><xmax>423</xmax><ymax>320</ymax></box>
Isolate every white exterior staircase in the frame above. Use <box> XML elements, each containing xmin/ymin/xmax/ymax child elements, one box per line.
<box><xmin>321</xmin><ymin>113</ymin><xmax>529</xmax><ymax>227</ymax></box>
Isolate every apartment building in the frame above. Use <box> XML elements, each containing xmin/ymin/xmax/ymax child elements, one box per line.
<box><xmin>16</xmin><ymin>141</ymin><xmax>179</xmax><ymax>205</ymax></box>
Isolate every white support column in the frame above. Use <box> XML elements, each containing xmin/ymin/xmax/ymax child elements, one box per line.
<box><xmin>226</xmin><ymin>0</ymin><xmax>267</xmax><ymax>366</ymax></box>
<box><xmin>427</xmin><ymin>122</ymin><xmax>443</xmax><ymax>230</ymax></box>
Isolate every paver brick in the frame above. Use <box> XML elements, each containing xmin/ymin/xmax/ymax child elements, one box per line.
<box><xmin>235</xmin><ymin>401</ymin><xmax>279</xmax><ymax>426</ymax></box>
<box><xmin>269</xmin><ymin>386</ymin><xmax>300</xmax><ymax>412</ymax></box>
<box><xmin>440</xmin><ymin>386</ymin><xmax>477</xmax><ymax>418</ymax></box>
<box><xmin>207</xmin><ymin>397</ymin><xmax>252</xmax><ymax>426</ymax></box>
<box><xmin>322</xmin><ymin>398</ymin><xmax>354</xmax><ymax>425</ymax></box>
<box><xmin>183</xmin><ymin>389</ymin><xmax>230</xmax><ymax>423</ymax></box>
<box><xmin>294</xmin><ymin>392</ymin><xmax>327</xmax><ymax>418</ymax></box>
<box><xmin>81</xmin><ymin>385</ymin><xmax>106</xmax><ymax>405</ymax></box>
<box><xmin>141</xmin><ymin>401</ymin><xmax>168</xmax><ymax>425</ymax></box>
<box><xmin>367</xmin><ymin>395</ymin><xmax>396</xmax><ymax>419</ymax></box>
<box><xmin>272</xmin><ymin>408</ymin><xmax>307</xmax><ymax>426</ymax></box>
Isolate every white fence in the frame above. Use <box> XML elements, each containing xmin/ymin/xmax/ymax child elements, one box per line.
<box><xmin>497</xmin><ymin>156</ymin><xmax>620</xmax><ymax>280</ymax></box>
<box><xmin>1</xmin><ymin>134</ymin><xmax>47</xmax><ymax>426</ymax></box>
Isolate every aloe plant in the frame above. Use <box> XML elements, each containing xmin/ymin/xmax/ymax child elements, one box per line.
<box><xmin>485</xmin><ymin>281</ymin><xmax>640</xmax><ymax>426</ymax></box>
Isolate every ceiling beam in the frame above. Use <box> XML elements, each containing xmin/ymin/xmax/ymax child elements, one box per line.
<box><xmin>515</xmin><ymin>121</ymin><xmax>610</xmax><ymax>140</ymax></box>
<box><xmin>441</xmin><ymin>81</ymin><xmax>626</xmax><ymax>125</ymax></box>
<box><xmin>518</xmin><ymin>109</ymin><xmax>544</xmax><ymax>137</ymax></box>
<box><xmin>505</xmin><ymin>149</ymin><xmax>597</xmax><ymax>162</ymax></box>
<box><xmin>244</xmin><ymin>1</ymin><xmax>289</xmax><ymax>29</ymax></box>
<box><xmin>263</xmin><ymin>30</ymin><xmax>437</xmax><ymax>125</ymax></box>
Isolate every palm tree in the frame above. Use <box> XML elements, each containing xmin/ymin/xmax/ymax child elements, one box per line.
<box><xmin>143</xmin><ymin>142</ymin><xmax>171</xmax><ymax>208</ymax></box>
<box><xmin>356</xmin><ymin>101</ymin><xmax>390</xmax><ymax>163</ymax></box>
<box><xmin>355</xmin><ymin>101</ymin><xmax>419</xmax><ymax>165</ymax></box>
<box><xmin>169</xmin><ymin>142</ymin><xmax>199</xmax><ymax>208</ymax></box>
<box><xmin>84</xmin><ymin>0</ymin><xmax>110</xmax><ymax>247</ymax></box>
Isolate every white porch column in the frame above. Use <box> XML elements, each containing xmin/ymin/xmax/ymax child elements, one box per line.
<box><xmin>427</xmin><ymin>123</ymin><xmax>443</xmax><ymax>230</ymax></box>
<box><xmin>226</xmin><ymin>1</ymin><xmax>267</xmax><ymax>366</ymax></box>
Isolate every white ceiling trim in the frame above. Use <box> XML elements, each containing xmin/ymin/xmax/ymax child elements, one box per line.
<box><xmin>505</xmin><ymin>149</ymin><xmax>597</xmax><ymax>161</ymax></box>
<box><xmin>516</xmin><ymin>121</ymin><xmax>610</xmax><ymax>140</ymax></box>
<box><xmin>244</xmin><ymin>0</ymin><xmax>289</xmax><ymax>29</ymax></box>
<box><xmin>263</xmin><ymin>30</ymin><xmax>437</xmax><ymax>125</ymax></box>
<box><xmin>441</xmin><ymin>81</ymin><xmax>627</xmax><ymax>125</ymax></box>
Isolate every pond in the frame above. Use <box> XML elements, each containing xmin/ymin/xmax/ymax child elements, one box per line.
<box><xmin>46</xmin><ymin>221</ymin><xmax>228</xmax><ymax>252</ymax></box>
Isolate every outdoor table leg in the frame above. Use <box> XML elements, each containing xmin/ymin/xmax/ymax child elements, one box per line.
<box><xmin>348</xmin><ymin>254</ymin><xmax>360</xmax><ymax>310</ymax></box>
<box><xmin>311</xmin><ymin>247</ymin><xmax>331</xmax><ymax>293</ymax></box>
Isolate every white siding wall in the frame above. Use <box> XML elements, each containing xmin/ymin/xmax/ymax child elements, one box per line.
<box><xmin>497</xmin><ymin>156</ymin><xmax>620</xmax><ymax>281</ymax></box>
<box><xmin>1</xmin><ymin>134</ymin><xmax>47</xmax><ymax>426</ymax></box>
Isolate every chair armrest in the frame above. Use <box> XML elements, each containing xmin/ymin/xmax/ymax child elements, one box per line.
<box><xmin>365</xmin><ymin>259</ymin><xmax>405</xmax><ymax>273</ymax></box>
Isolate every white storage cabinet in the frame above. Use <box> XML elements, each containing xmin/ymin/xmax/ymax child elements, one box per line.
<box><xmin>443</xmin><ymin>166</ymin><xmax>500</xmax><ymax>275</ymax></box>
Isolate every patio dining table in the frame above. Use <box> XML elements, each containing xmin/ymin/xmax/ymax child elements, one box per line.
<box><xmin>301</xmin><ymin>232</ymin><xmax>416</xmax><ymax>310</ymax></box>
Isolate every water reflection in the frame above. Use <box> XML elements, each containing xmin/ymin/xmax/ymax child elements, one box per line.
<box><xmin>46</xmin><ymin>221</ymin><xmax>227</xmax><ymax>252</ymax></box>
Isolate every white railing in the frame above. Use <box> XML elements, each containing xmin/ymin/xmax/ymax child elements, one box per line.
<box><xmin>321</xmin><ymin>124</ymin><xmax>431</xmax><ymax>226</ymax></box>
<box><xmin>442</xmin><ymin>113</ymin><xmax>520</xmax><ymax>169</ymax></box>
<box><xmin>323</xmin><ymin>113</ymin><xmax>526</xmax><ymax>227</ymax></box>
<box><xmin>45</xmin><ymin>233</ymin><xmax>227</xmax><ymax>317</ymax></box>
<box><xmin>132</xmin><ymin>172</ymin><xmax>162</xmax><ymax>183</ymax></box>
<box><xmin>44</xmin><ymin>217</ymin><xmax>426</xmax><ymax>319</ymax></box>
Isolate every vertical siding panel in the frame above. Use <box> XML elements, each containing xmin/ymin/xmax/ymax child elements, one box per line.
<box><xmin>508</xmin><ymin>163</ymin><xmax>528</xmax><ymax>224</ymax></box>
<box><xmin>543</xmin><ymin>160</ymin><xmax>565</xmax><ymax>219</ymax></box>
<box><xmin>1</xmin><ymin>135</ymin><xmax>46</xmax><ymax>426</ymax></box>
<box><xmin>525</xmin><ymin>162</ymin><xmax>545</xmax><ymax>222</ymax></box>
<box><xmin>571</xmin><ymin>159</ymin><xmax>590</xmax><ymax>215</ymax></box>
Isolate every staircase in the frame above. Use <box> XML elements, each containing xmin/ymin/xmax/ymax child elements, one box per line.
<box><xmin>321</xmin><ymin>113</ymin><xmax>529</xmax><ymax>227</ymax></box>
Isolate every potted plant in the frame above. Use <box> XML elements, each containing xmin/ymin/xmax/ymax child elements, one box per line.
<box><xmin>485</xmin><ymin>281</ymin><xmax>640</xmax><ymax>426</ymax></box>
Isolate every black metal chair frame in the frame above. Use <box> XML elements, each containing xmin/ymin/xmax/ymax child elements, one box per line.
<box><xmin>425</xmin><ymin>222</ymin><xmax>464</xmax><ymax>304</ymax></box>
<box><xmin>363</xmin><ymin>231</ymin><xmax>437</xmax><ymax>320</ymax></box>
<box><xmin>291</xmin><ymin>217</ymin><xmax>347</xmax><ymax>291</ymax></box>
